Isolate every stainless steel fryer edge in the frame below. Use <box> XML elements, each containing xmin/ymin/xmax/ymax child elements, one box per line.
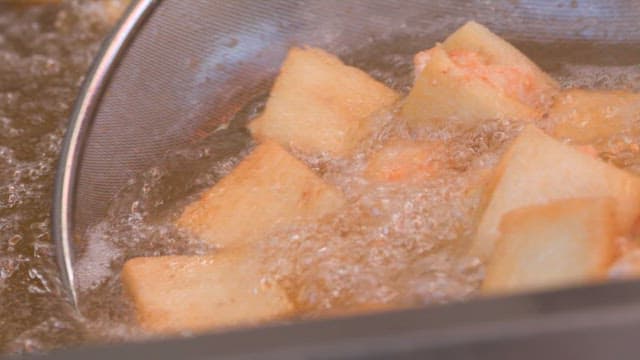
<box><xmin>52</xmin><ymin>0</ymin><xmax>640</xmax><ymax>309</ymax></box>
<box><xmin>48</xmin><ymin>0</ymin><xmax>640</xmax><ymax>358</ymax></box>
<box><xmin>22</xmin><ymin>280</ymin><xmax>640</xmax><ymax>359</ymax></box>
<box><xmin>52</xmin><ymin>0</ymin><xmax>159</xmax><ymax>307</ymax></box>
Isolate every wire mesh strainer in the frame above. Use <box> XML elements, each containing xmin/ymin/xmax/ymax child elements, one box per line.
<box><xmin>53</xmin><ymin>0</ymin><xmax>640</xmax><ymax>307</ymax></box>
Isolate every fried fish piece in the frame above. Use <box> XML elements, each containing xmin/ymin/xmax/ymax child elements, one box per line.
<box><xmin>364</xmin><ymin>139</ymin><xmax>445</xmax><ymax>182</ymax></box>
<box><xmin>483</xmin><ymin>198</ymin><xmax>617</xmax><ymax>294</ymax></box>
<box><xmin>249</xmin><ymin>47</ymin><xmax>399</xmax><ymax>157</ymax></box>
<box><xmin>472</xmin><ymin>125</ymin><xmax>640</xmax><ymax>260</ymax></box>
<box><xmin>122</xmin><ymin>251</ymin><xmax>294</xmax><ymax>334</ymax></box>
<box><xmin>177</xmin><ymin>140</ymin><xmax>345</xmax><ymax>248</ymax></box>
<box><xmin>403</xmin><ymin>21</ymin><xmax>558</xmax><ymax>130</ymax></box>
<box><xmin>551</xmin><ymin>89</ymin><xmax>640</xmax><ymax>144</ymax></box>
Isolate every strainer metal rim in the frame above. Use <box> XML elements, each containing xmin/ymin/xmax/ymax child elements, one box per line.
<box><xmin>42</xmin><ymin>1</ymin><xmax>640</xmax><ymax>357</ymax></box>
<box><xmin>52</xmin><ymin>0</ymin><xmax>159</xmax><ymax>308</ymax></box>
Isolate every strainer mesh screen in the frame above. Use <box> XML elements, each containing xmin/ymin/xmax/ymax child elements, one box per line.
<box><xmin>72</xmin><ymin>0</ymin><xmax>640</xmax><ymax>240</ymax></box>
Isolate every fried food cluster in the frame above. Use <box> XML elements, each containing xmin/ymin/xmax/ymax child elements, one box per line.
<box><xmin>121</xmin><ymin>21</ymin><xmax>640</xmax><ymax>335</ymax></box>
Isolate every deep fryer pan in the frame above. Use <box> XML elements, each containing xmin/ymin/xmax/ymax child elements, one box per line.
<box><xmin>50</xmin><ymin>0</ymin><xmax>640</xmax><ymax>358</ymax></box>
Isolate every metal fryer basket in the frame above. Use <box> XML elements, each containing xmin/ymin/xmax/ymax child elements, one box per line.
<box><xmin>51</xmin><ymin>0</ymin><xmax>640</xmax><ymax>358</ymax></box>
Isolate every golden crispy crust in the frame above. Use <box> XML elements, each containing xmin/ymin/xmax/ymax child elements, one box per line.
<box><xmin>472</xmin><ymin>125</ymin><xmax>640</xmax><ymax>260</ymax></box>
<box><xmin>551</xmin><ymin>89</ymin><xmax>640</xmax><ymax>143</ymax></box>
<box><xmin>176</xmin><ymin>140</ymin><xmax>345</xmax><ymax>248</ymax></box>
<box><xmin>249</xmin><ymin>47</ymin><xmax>399</xmax><ymax>156</ymax></box>
<box><xmin>122</xmin><ymin>251</ymin><xmax>294</xmax><ymax>334</ymax></box>
<box><xmin>483</xmin><ymin>197</ymin><xmax>617</xmax><ymax>294</ymax></box>
<box><xmin>442</xmin><ymin>21</ymin><xmax>559</xmax><ymax>108</ymax></box>
<box><xmin>403</xmin><ymin>45</ymin><xmax>539</xmax><ymax>130</ymax></box>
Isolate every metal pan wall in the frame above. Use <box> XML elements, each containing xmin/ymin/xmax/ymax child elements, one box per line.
<box><xmin>51</xmin><ymin>0</ymin><xmax>640</xmax><ymax>357</ymax></box>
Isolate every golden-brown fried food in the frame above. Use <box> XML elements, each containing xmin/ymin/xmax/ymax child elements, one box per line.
<box><xmin>403</xmin><ymin>21</ymin><xmax>558</xmax><ymax>130</ymax></box>
<box><xmin>472</xmin><ymin>125</ymin><xmax>640</xmax><ymax>260</ymax></box>
<box><xmin>177</xmin><ymin>140</ymin><xmax>345</xmax><ymax>248</ymax></box>
<box><xmin>122</xmin><ymin>251</ymin><xmax>294</xmax><ymax>334</ymax></box>
<box><xmin>249</xmin><ymin>47</ymin><xmax>399</xmax><ymax>157</ymax></box>
<box><xmin>551</xmin><ymin>89</ymin><xmax>640</xmax><ymax>144</ymax></box>
<box><xmin>483</xmin><ymin>198</ymin><xmax>617</xmax><ymax>294</ymax></box>
<box><xmin>364</xmin><ymin>139</ymin><xmax>445</xmax><ymax>182</ymax></box>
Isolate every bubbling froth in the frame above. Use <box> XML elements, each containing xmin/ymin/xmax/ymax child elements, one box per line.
<box><xmin>78</xmin><ymin>40</ymin><xmax>640</xmax><ymax>340</ymax></box>
<box><xmin>5</xmin><ymin>2</ymin><xmax>640</xmax><ymax>353</ymax></box>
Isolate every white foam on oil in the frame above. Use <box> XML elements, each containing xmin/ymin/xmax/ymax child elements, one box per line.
<box><xmin>6</xmin><ymin>1</ymin><xmax>640</xmax><ymax>352</ymax></box>
<box><xmin>75</xmin><ymin>224</ymin><xmax>122</xmax><ymax>292</ymax></box>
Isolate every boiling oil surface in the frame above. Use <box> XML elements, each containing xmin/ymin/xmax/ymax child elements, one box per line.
<box><xmin>4</xmin><ymin>1</ymin><xmax>640</xmax><ymax>355</ymax></box>
<box><xmin>0</xmin><ymin>0</ymin><xmax>130</xmax><ymax>353</ymax></box>
<box><xmin>77</xmin><ymin>38</ymin><xmax>640</xmax><ymax>342</ymax></box>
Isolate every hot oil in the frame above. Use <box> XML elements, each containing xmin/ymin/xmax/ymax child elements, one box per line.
<box><xmin>76</xmin><ymin>38</ymin><xmax>640</xmax><ymax>337</ymax></box>
<box><xmin>262</xmin><ymin>117</ymin><xmax>520</xmax><ymax>315</ymax></box>
<box><xmin>0</xmin><ymin>0</ymin><xmax>130</xmax><ymax>353</ymax></box>
<box><xmin>77</xmin><ymin>41</ymin><xmax>640</xmax><ymax>340</ymax></box>
<box><xmin>74</xmin><ymin>133</ymin><xmax>254</xmax><ymax>343</ymax></box>
<box><xmin>5</xmin><ymin>1</ymin><xmax>640</xmax><ymax>353</ymax></box>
